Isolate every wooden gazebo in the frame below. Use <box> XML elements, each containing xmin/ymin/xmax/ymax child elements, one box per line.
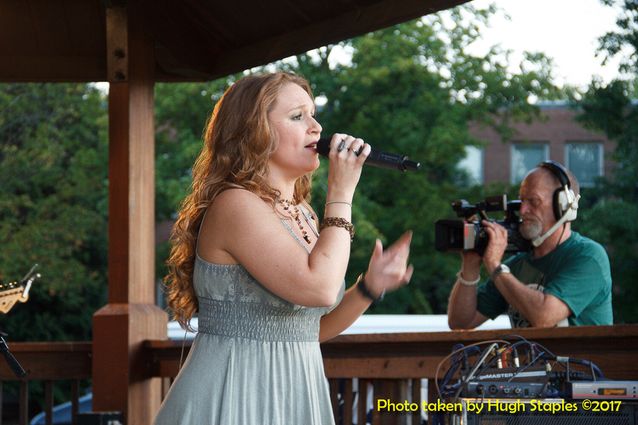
<box><xmin>0</xmin><ymin>1</ymin><xmax>472</xmax><ymax>423</ymax></box>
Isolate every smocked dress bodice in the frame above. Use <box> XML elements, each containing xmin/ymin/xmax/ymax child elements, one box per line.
<box><xmin>154</xmin><ymin>208</ymin><xmax>344</xmax><ymax>425</ymax></box>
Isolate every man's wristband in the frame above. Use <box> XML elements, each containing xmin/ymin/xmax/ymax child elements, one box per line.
<box><xmin>355</xmin><ymin>273</ymin><xmax>384</xmax><ymax>302</ymax></box>
<box><xmin>456</xmin><ymin>271</ymin><xmax>480</xmax><ymax>286</ymax></box>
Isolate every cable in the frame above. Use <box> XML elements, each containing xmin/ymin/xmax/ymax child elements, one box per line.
<box><xmin>452</xmin><ymin>343</ymin><xmax>505</xmax><ymax>401</ymax></box>
<box><xmin>506</xmin><ymin>350</ymin><xmax>547</xmax><ymax>383</ymax></box>
<box><xmin>561</xmin><ymin>357</ymin><xmax>605</xmax><ymax>380</ymax></box>
<box><xmin>434</xmin><ymin>339</ymin><xmax>510</xmax><ymax>399</ymax></box>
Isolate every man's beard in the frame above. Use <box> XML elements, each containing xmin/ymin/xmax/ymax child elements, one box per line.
<box><xmin>520</xmin><ymin>218</ymin><xmax>543</xmax><ymax>240</ymax></box>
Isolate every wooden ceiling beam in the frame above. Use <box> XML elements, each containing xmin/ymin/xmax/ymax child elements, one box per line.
<box><xmin>0</xmin><ymin>0</ymin><xmax>469</xmax><ymax>82</ymax></box>
<box><xmin>143</xmin><ymin>4</ymin><xmax>225</xmax><ymax>80</ymax></box>
<box><xmin>0</xmin><ymin>56</ymin><xmax>105</xmax><ymax>82</ymax></box>
<box><xmin>160</xmin><ymin>0</ymin><xmax>470</xmax><ymax>80</ymax></box>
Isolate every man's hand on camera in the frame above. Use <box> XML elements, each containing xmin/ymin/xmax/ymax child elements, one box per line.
<box><xmin>481</xmin><ymin>220</ymin><xmax>508</xmax><ymax>276</ymax></box>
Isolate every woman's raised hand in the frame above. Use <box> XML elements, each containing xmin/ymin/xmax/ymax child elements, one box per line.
<box><xmin>363</xmin><ymin>231</ymin><xmax>414</xmax><ymax>298</ymax></box>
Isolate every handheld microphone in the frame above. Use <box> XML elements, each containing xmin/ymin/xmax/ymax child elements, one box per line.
<box><xmin>316</xmin><ymin>138</ymin><xmax>421</xmax><ymax>172</ymax></box>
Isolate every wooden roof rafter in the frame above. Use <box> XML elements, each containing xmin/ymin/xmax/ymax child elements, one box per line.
<box><xmin>0</xmin><ymin>0</ymin><xmax>470</xmax><ymax>83</ymax></box>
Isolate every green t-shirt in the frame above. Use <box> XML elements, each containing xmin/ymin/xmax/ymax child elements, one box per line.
<box><xmin>477</xmin><ymin>231</ymin><xmax>613</xmax><ymax>327</ymax></box>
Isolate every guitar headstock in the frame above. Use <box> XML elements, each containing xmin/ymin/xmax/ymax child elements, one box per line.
<box><xmin>0</xmin><ymin>281</ymin><xmax>25</xmax><ymax>314</ymax></box>
<box><xmin>0</xmin><ymin>264</ymin><xmax>40</xmax><ymax>314</ymax></box>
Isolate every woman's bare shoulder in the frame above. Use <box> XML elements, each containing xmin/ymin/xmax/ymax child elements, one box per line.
<box><xmin>211</xmin><ymin>188</ymin><xmax>270</xmax><ymax>214</ymax></box>
<box><xmin>198</xmin><ymin>189</ymin><xmax>275</xmax><ymax>263</ymax></box>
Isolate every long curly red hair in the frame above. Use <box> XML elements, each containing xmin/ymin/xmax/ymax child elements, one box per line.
<box><xmin>164</xmin><ymin>72</ymin><xmax>315</xmax><ymax>329</ymax></box>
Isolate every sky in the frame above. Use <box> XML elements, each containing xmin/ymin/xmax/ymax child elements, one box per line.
<box><xmin>467</xmin><ymin>0</ymin><xmax>624</xmax><ymax>89</ymax></box>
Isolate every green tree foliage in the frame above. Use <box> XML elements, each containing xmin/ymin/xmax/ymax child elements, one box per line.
<box><xmin>576</xmin><ymin>81</ymin><xmax>638</xmax><ymax>323</ymax></box>
<box><xmin>598</xmin><ymin>0</ymin><xmax>638</xmax><ymax>74</ymax></box>
<box><xmin>153</xmin><ymin>77</ymin><xmax>245</xmax><ymax>284</ymax></box>
<box><xmin>573</xmin><ymin>0</ymin><xmax>638</xmax><ymax>322</ymax></box>
<box><xmin>0</xmin><ymin>83</ymin><xmax>108</xmax><ymax>341</ymax></box>
<box><xmin>0</xmin><ymin>3</ymin><xmax>569</xmax><ymax>343</ymax></box>
<box><xmin>151</xmin><ymin>5</ymin><xmax>560</xmax><ymax>315</ymax></box>
<box><xmin>155</xmin><ymin>80</ymin><xmax>237</xmax><ymax>221</ymax></box>
<box><xmin>271</xmin><ymin>5</ymin><xmax>560</xmax><ymax>314</ymax></box>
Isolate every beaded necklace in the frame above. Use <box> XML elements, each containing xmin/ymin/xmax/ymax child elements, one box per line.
<box><xmin>278</xmin><ymin>198</ymin><xmax>317</xmax><ymax>244</ymax></box>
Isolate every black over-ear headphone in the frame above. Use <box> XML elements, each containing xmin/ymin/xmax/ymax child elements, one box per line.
<box><xmin>537</xmin><ymin>160</ymin><xmax>578</xmax><ymax>222</ymax></box>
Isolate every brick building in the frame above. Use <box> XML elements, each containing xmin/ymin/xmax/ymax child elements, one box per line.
<box><xmin>462</xmin><ymin>101</ymin><xmax>615</xmax><ymax>187</ymax></box>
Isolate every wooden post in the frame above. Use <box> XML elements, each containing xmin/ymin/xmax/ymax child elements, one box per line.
<box><xmin>93</xmin><ymin>3</ymin><xmax>167</xmax><ymax>424</ymax></box>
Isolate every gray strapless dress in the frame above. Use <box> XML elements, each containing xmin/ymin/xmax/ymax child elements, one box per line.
<box><xmin>154</xmin><ymin>240</ymin><xmax>344</xmax><ymax>424</ymax></box>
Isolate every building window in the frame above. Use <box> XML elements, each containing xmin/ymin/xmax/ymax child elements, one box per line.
<box><xmin>510</xmin><ymin>143</ymin><xmax>549</xmax><ymax>184</ymax></box>
<box><xmin>457</xmin><ymin>146</ymin><xmax>483</xmax><ymax>185</ymax></box>
<box><xmin>565</xmin><ymin>143</ymin><xmax>603</xmax><ymax>187</ymax></box>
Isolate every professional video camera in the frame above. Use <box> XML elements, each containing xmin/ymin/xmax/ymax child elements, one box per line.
<box><xmin>435</xmin><ymin>195</ymin><xmax>531</xmax><ymax>256</ymax></box>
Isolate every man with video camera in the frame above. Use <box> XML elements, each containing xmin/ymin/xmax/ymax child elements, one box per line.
<box><xmin>447</xmin><ymin>161</ymin><xmax>612</xmax><ymax>329</ymax></box>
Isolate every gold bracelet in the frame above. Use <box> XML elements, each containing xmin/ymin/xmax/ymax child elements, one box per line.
<box><xmin>320</xmin><ymin>217</ymin><xmax>355</xmax><ymax>241</ymax></box>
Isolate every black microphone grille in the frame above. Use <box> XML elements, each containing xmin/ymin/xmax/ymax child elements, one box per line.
<box><xmin>316</xmin><ymin>138</ymin><xmax>331</xmax><ymax>156</ymax></box>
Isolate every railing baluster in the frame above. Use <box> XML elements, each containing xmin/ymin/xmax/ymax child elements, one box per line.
<box><xmin>71</xmin><ymin>380</ymin><xmax>80</xmax><ymax>425</ymax></box>
<box><xmin>370</xmin><ymin>379</ymin><xmax>382</xmax><ymax>425</ymax></box>
<box><xmin>44</xmin><ymin>380</ymin><xmax>53</xmax><ymax>425</ymax></box>
<box><xmin>343</xmin><ymin>378</ymin><xmax>353</xmax><ymax>425</ymax></box>
<box><xmin>373</xmin><ymin>379</ymin><xmax>407</xmax><ymax>425</ymax></box>
<box><xmin>0</xmin><ymin>380</ymin><xmax>4</xmax><ymax>425</ymax></box>
<box><xmin>161</xmin><ymin>377</ymin><xmax>171</xmax><ymax>399</ymax></box>
<box><xmin>357</xmin><ymin>378</ymin><xmax>368</xmax><ymax>425</ymax></box>
<box><xmin>411</xmin><ymin>379</ymin><xmax>421</xmax><ymax>425</ymax></box>
<box><xmin>19</xmin><ymin>380</ymin><xmax>28</xmax><ymax>425</ymax></box>
<box><xmin>329</xmin><ymin>378</ymin><xmax>339</xmax><ymax>423</ymax></box>
<box><xmin>146</xmin><ymin>326</ymin><xmax>638</xmax><ymax>425</ymax></box>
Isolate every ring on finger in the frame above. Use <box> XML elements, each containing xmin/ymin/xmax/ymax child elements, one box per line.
<box><xmin>337</xmin><ymin>139</ymin><xmax>347</xmax><ymax>152</ymax></box>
